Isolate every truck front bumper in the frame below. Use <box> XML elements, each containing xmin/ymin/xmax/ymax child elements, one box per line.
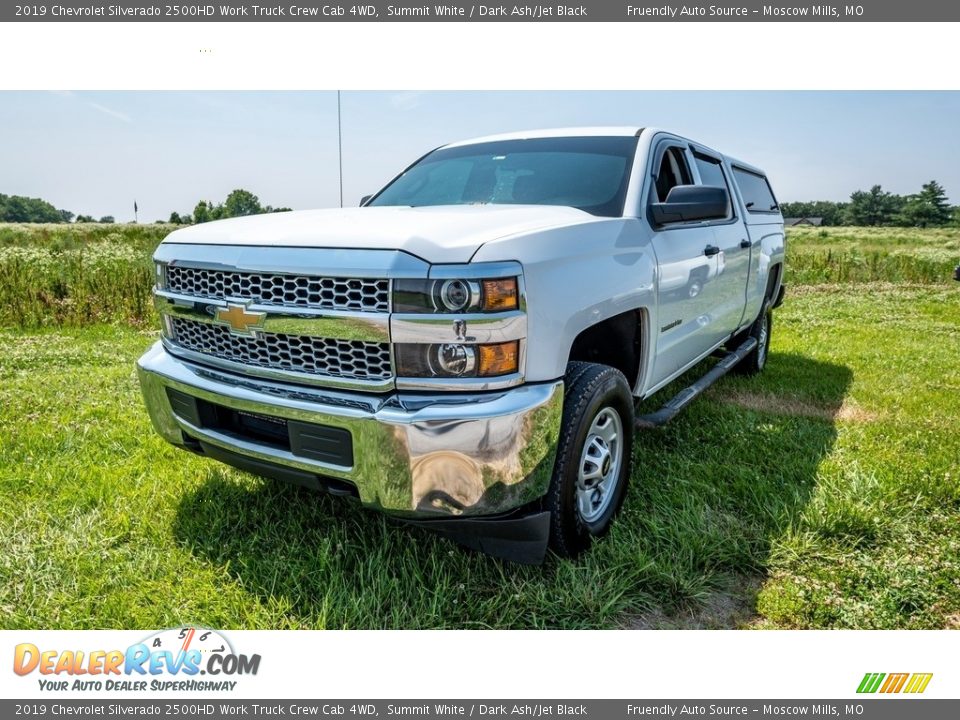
<box><xmin>137</xmin><ymin>341</ymin><xmax>563</xmax><ymax>526</ymax></box>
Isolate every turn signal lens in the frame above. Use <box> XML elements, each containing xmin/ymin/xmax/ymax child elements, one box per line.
<box><xmin>482</xmin><ymin>278</ymin><xmax>519</xmax><ymax>312</ymax></box>
<box><xmin>478</xmin><ymin>340</ymin><xmax>519</xmax><ymax>377</ymax></box>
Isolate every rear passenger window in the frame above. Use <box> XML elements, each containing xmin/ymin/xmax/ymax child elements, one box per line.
<box><xmin>733</xmin><ymin>167</ymin><xmax>779</xmax><ymax>213</ymax></box>
<box><xmin>693</xmin><ymin>153</ymin><xmax>732</xmax><ymax>219</ymax></box>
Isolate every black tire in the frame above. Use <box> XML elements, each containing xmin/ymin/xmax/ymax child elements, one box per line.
<box><xmin>733</xmin><ymin>301</ymin><xmax>772</xmax><ymax>376</ymax></box>
<box><xmin>545</xmin><ymin>362</ymin><xmax>634</xmax><ymax>558</ymax></box>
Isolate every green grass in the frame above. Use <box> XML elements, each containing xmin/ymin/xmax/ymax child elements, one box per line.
<box><xmin>0</xmin><ymin>223</ymin><xmax>958</xmax><ymax>329</ymax></box>
<box><xmin>786</xmin><ymin>226</ymin><xmax>960</xmax><ymax>284</ymax></box>
<box><xmin>0</xmin><ymin>224</ymin><xmax>168</xmax><ymax>328</ymax></box>
<box><xmin>0</xmin><ymin>222</ymin><xmax>171</xmax><ymax>252</ymax></box>
<box><xmin>2</xmin><ymin>283</ymin><xmax>958</xmax><ymax>629</ymax></box>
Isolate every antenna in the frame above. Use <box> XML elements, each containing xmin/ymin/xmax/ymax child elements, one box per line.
<box><xmin>337</xmin><ymin>90</ymin><xmax>343</xmax><ymax>208</ymax></box>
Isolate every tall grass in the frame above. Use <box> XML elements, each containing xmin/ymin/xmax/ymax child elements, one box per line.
<box><xmin>787</xmin><ymin>248</ymin><xmax>956</xmax><ymax>284</ymax></box>
<box><xmin>785</xmin><ymin>226</ymin><xmax>960</xmax><ymax>284</ymax></box>
<box><xmin>0</xmin><ymin>239</ymin><xmax>156</xmax><ymax>328</ymax></box>
<box><xmin>0</xmin><ymin>223</ymin><xmax>171</xmax><ymax>328</ymax></box>
<box><xmin>0</xmin><ymin>223</ymin><xmax>957</xmax><ymax>329</ymax></box>
<box><xmin>0</xmin><ymin>222</ymin><xmax>170</xmax><ymax>252</ymax></box>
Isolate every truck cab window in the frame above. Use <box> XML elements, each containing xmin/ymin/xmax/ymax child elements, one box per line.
<box><xmin>693</xmin><ymin>153</ymin><xmax>732</xmax><ymax>219</ymax></box>
<box><xmin>732</xmin><ymin>167</ymin><xmax>779</xmax><ymax>213</ymax></box>
<box><xmin>655</xmin><ymin>146</ymin><xmax>692</xmax><ymax>202</ymax></box>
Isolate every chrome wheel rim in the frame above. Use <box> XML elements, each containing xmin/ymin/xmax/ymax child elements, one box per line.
<box><xmin>576</xmin><ymin>407</ymin><xmax>624</xmax><ymax>523</ymax></box>
<box><xmin>757</xmin><ymin>313</ymin><xmax>769</xmax><ymax>368</ymax></box>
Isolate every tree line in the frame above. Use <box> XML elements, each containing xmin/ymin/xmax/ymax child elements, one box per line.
<box><xmin>0</xmin><ymin>189</ymin><xmax>289</xmax><ymax>225</ymax></box>
<box><xmin>780</xmin><ymin>181</ymin><xmax>958</xmax><ymax>227</ymax></box>
<box><xmin>3</xmin><ymin>183</ymin><xmax>958</xmax><ymax>227</ymax></box>
<box><xmin>165</xmin><ymin>189</ymin><xmax>290</xmax><ymax>225</ymax></box>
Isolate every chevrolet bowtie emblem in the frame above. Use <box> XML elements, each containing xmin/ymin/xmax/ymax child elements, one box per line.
<box><xmin>213</xmin><ymin>303</ymin><xmax>266</xmax><ymax>336</ymax></box>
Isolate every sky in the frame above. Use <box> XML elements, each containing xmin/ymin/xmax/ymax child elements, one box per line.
<box><xmin>1</xmin><ymin>90</ymin><xmax>958</xmax><ymax>222</ymax></box>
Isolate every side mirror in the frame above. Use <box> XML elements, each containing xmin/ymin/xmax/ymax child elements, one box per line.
<box><xmin>650</xmin><ymin>185</ymin><xmax>729</xmax><ymax>225</ymax></box>
<box><xmin>359</xmin><ymin>195</ymin><xmax>372</xmax><ymax>207</ymax></box>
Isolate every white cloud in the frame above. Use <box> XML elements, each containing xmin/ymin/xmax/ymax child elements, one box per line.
<box><xmin>47</xmin><ymin>90</ymin><xmax>132</xmax><ymax>123</ymax></box>
<box><xmin>85</xmin><ymin>100</ymin><xmax>133</xmax><ymax>124</ymax></box>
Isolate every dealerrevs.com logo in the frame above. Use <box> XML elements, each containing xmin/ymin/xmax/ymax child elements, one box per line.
<box><xmin>13</xmin><ymin>627</ymin><xmax>261</xmax><ymax>693</ymax></box>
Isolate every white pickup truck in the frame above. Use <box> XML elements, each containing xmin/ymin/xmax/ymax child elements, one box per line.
<box><xmin>138</xmin><ymin>127</ymin><xmax>785</xmax><ymax>563</ymax></box>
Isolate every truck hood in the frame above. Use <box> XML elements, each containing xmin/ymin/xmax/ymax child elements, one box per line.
<box><xmin>162</xmin><ymin>205</ymin><xmax>596</xmax><ymax>264</ymax></box>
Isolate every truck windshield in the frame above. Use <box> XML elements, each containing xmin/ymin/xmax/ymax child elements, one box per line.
<box><xmin>368</xmin><ymin>136</ymin><xmax>637</xmax><ymax>217</ymax></box>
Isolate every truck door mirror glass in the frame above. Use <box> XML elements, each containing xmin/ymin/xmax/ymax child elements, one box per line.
<box><xmin>650</xmin><ymin>185</ymin><xmax>729</xmax><ymax>226</ymax></box>
<box><xmin>359</xmin><ymin>195</ymin><xmax>372</xmax><ymax>206</ymax></box>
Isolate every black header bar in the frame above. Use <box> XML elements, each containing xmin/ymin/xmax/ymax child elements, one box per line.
<box><xmin>4</xmin><ymin>1</ymin><xmax>959</xmax><ymax>22</ymax></box>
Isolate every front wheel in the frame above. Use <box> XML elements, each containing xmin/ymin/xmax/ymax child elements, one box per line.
<box><xmin>545</xmin><ymin>362</ymin><xmax>634</xmax><ymax>558</ymax></box>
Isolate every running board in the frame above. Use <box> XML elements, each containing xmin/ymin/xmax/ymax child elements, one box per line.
<box><xmin>635</xmin><ymin>336</ymin><xmax>758</xmax><ymax>428</ymax></box>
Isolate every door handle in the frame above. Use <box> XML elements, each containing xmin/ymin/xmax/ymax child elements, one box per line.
<box><xmin>703</xmin><ymin>245</ymin><xmax>721</xmax><ymax>257</ymax></box>
<box><xmin>740</xmin><ymin>239</ymin><xmax>751</xmax><ymax>249</ymax></box>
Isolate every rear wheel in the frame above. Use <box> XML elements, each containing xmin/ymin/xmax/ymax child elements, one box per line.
<box><xmin>545</xmin><ymin>362</ymin><xmax>634</xmax><ymax>558</ymax></box>
<box><xmin>733</xmin><ymin>301</ymin><xmax>772</xmax><ymax>376</ymax></box>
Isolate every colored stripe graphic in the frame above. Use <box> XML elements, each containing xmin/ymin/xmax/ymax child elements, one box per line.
<box><xmin>857</xmin><ymin>673</ymin><xmax>885</xmax><ymax>693</ymax></box>
<box><xmin>904</xmin><ymin>673</ymin><xmax>933</xmax><ymax>694</ymax></box>
<box><xmin>857</xmin><ymin>672</ymin><xmax>932</xmax><ymax>694</ymax></box>
<box><xmin>880</xmin><ymin>673</ymin><xmax>909</xmax><ymax>693</ymax></box>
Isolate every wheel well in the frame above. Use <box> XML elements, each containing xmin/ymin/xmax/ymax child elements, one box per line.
<box><xmin>767</xmin><ymin>263</ymin><xmax>783</xmax><ymax>300</ymax></box>
<box><xmin>568</xmin><ymin>309</ymin><xmax>644</xmax><ymax>388</ymax></box>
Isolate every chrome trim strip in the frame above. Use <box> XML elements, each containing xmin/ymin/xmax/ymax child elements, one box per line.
<box><xmin>155</xmin><ymin>294</ymin><xmax>391</xmax><ymax>343</ymax></box>
<box><xmin>160</xmin><ymin>337</ymin><xmax>395</xmax><ymax>392</ymax></box>
<box><xmin>395</xmin><ymin>372</ymin><xmax>525</xmax><ymax>392</ymax></box>
<box><xmin>155</xmin><ymin>244</ymin><xmax>430</xmax><ymax>280</ymax></box>
<box><xmin>390</xmin><ymin>310</ymin><xmax>526</xmax><ymax>345</ymax></box>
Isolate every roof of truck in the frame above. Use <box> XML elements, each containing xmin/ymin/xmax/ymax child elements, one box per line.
<box><xmin>442</xmin><ymin>127</ymin><xmax>644</xmax><ymax>147</ymax></box>
<box><xmin>440</xmin><ymin>127</ymin><xmax>770</xmax><ymax>179</ymax></box>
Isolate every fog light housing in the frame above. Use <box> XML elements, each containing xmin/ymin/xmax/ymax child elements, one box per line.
<box><xmin>395</xmin><ymin>341</ymin><xmax>519</xmax><ymax>379</ymax></box>
<box><xmin>433</xmin><ymin>343</ymin><xmax>476</xmax><ymax>376</ymax></box>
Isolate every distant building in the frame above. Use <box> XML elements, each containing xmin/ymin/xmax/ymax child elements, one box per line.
<box><xmin>783</xmin><ymin>217</ymin><xmax>824</xmax><ymax>227</ymax></box>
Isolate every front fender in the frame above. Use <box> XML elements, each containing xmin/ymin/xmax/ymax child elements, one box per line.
<box><xmin>473</xmin><ymin>218</ymin><xmax>657</xmax><ymax>386</ymax></box>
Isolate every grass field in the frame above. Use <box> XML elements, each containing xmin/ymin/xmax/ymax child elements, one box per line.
<box><xmin>1</xmin><ymin>223</ymin><xmax>958</xmax><ymax>629</ymax></box>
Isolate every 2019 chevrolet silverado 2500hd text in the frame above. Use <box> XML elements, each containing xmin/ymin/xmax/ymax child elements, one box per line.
<box><xmin>138</xmin><ymin>128</ymin><xmax>786</xmax><ymax>564</ymax></box>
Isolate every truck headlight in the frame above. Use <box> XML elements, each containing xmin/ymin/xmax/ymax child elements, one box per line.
<box><xmin>393</xmin><ymin>277</ymin><xmax>519</xmax><ymax>313</ymax></box>
<box><xmin>396</xmin><ymin>341</ymin><xmax>519</xmax><ymax>378</ymax></box>
<box><xmin>439</xmin><ymin>279</ymin><xmax>476</xmax><ymax>312</ymax></box>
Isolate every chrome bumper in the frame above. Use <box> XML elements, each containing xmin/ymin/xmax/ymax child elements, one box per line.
<box><xmin>137</xmin><ymin>342</ymin><xmax>563</xmax><ymax>518</ymax></box>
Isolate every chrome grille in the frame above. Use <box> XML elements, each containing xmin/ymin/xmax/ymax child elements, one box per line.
<box><xmin>169</xmin><ymin>318</ymin><xmax>392</xmax><ymax>381</ymax></box>
<box><xmin>165</xmin><ymin>266</ymin><xmax>390</xmax><ymax>312</ymax></box>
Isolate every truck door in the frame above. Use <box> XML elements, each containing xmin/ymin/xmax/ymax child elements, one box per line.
<box><xmin>730</xmin><ymin>165</ymin><xmax>784</xmax><ymax>330</ymax></box>
<box><xmin>689</xmin><ymin>149</ymin><xmax>752</xmax><ymax>345</ymax></box>
<box><xmin>647</xmin><ymin>141</ymin><xmax>726</xmax><ymax>384</ymax></box>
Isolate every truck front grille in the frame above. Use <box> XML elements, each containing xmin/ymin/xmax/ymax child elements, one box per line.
<box><xmin>165</xmin><ymin>266</ymin><xmax>390</xmax><ymax>313</ymax></box>
<box><xmin>169</xmin><ymin>318</ymin><xmax>393</xmax><ymax>381</ymax></box>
